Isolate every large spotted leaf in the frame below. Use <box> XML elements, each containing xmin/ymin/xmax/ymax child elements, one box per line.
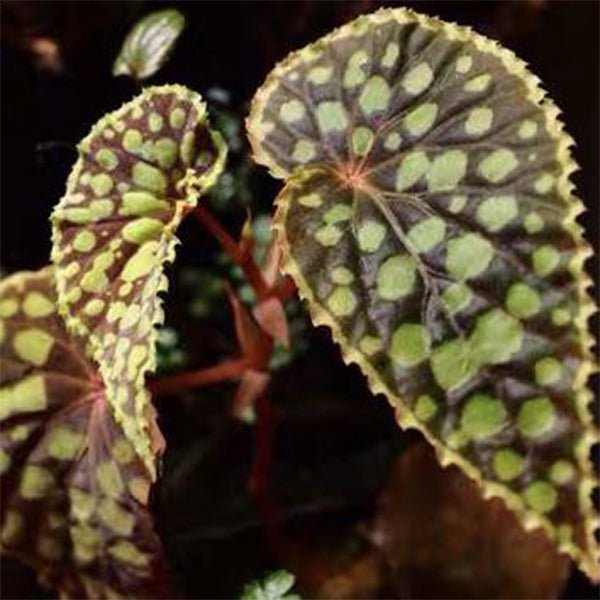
<box><xmin>0</xmin><ymin>269</ymin><xmax>170</xmax><ymax>599</ymax></box>
<box><xmin>51</xmin><ymin>84</ymin><xmax>227</xmax><ymax>476</ymax></box>
<box><xmin>247</xmin><ymin>8</ymin><xmax>598</xmax><ymax>579</ymax></box>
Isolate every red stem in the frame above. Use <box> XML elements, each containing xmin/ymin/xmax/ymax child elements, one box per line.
<box><xmin>149</xmin><ymin>357</ymin><xmax>249</xmax><ymax>397</ymax></box>
<box><xmin>271</xmin><ymin>276</ymin><xmax>297</xmax><ymax>303</ymax></box>
<box><xmin>154</xmin><ymin>204</ymin><xmax>293</xmax><ymax>558</ymax></box>
<box><xmin>250</xmin><ymin>393</ymin><xmax>290</xmax><ymax>559</ymax></box>
<box><xmin>193</xmin><ymin>204</ymin><xmax>271</xmax><ymax>300</ymax></box>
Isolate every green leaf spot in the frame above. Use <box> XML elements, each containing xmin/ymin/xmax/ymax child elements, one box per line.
<box><xmin>404</xmin><ymin>102</ymin><xmax>438</xmax><ymax>137</ymax></box>
<box><xmin>532</xmin><ymin>245</ymin><xmax>560</xmax><ymax>277</ymax></box>
<box><xmin>317</xmin><ymin>101</ymin><xmax>349</xmax><ymax>132</ymax></box>
<box><xmin>446</xmin><ymin>233</ymin><xmax>494</xmax><ymax>281</ymax></box>
<box><xmin>505</xmin><ymin>283</ymin><xmax>541</xmax><ymax>319</ymax></box>
<box><xmin>431</xmin><ymin>338</ymin><xmax>476</xmax><ymax>391</ymax></box>
<box><xmin>426</xmin><ymin>150</ymin><xmax>468</xmax><ymax>192</ymax></box>
<box><xmin>327</xmin><ymin>286</ymin><xmax>357</xmax><ymax>317</ymax></box>
<box><xmin>465</xmin><ymin>106</ymin><xmax>493</xmax><ymax>136</ymax></box>
<box><xmin>493</xmin><ymin>449</ymin><xmax>525</xmax><ymax>481</ymax></box>
<box><xmin>517</xmin><ymin>397</ymin><xmax>557</xmax><ymax>438</ymax></box>
<box><xmin>356</xmin><ymin>220</ymin><xmax>386</xmax><ymax>253</ymax></box>
<box><xmin>478</xmin><ymin>148</ymin><xmax>518</xmax><ymax>183</ymax></box>
<box><xmin>402</xmin><ymin>62</ymin><xmax>433</xmax><ymax>95</ymax></box>
<box><xmin>351</xmin><ymin>126</ymin><xmax>374</xmax><ymax>156</ymax></box>
<box><xmin>524</xmin><ymin>481</ymin><xmax>558</xmax><ymax>514</ymax></box>
<box><xmin>549</xmin><ymin>460</ymin><xmax>575</xmax><ymax>486</ymax></box>
<box><xmin>470</xmin><ymin>308</ymin><xmax>523</xmax><ymax>365</ymax></box>
<box><xmin>534</xmin><ymin>357</ymin><xmax>562</xmax><ymax>386</ymax></box>
<box><xmin>390</xmin><ymin>323</ymin><xmax>430</xmax><ymax>368</ymax></box>
<box><xmin>414</xmin><ymin>395</ymin><xmax>438</xmax><ymax>422</ymax></box>
<box><xmin>476</xmin><ymin>195</ymin><xmax>518</xmax><ymax>232</ymax></box>
<box><xmin>460</xmin><ymin>394</ymin><xmax>507</xmax><ymax>440</ymax></box>
<box><xmin>407</xmin><ymin>216</ymin><xmax>445</xmax><ymax>253</ymax></box>
<box><xmin>14</xmin><ymin>329</ymin><xmax>54</xmax><ymax>367</ymax></box>
<box><xmin>377</xmin><ymin>254</ymin><xmax>416</xmax><ymax>300</ymax></box>
<box><xmin>395</xmin><ymin>151</ymin><xmax>430</xmax><ymax>191</ymax></box>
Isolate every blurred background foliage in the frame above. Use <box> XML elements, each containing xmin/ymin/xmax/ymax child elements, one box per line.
<box><xmin>1</xmin><ymin>1</ymin><xmax>598</xmax><ymax>598</ymax></box>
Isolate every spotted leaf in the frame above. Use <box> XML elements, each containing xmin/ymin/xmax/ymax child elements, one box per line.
<box><xmin>247</xmin><ymin>8</ymin><xmax>598</xmax><ymax>579</ymax></box>
<box><xmin>0</xmin><ymin>268</ymin><xmax>170</xmax><ymax>599</ymax></box>
<box><xmin>113</xmin><ymin>9</ymin><xmax>186</xmax><ymax>81</ymax></box>
<box><xmin>51</xmin><ymin>84</ymin><xmax>227</xmax><ymax>476</ymax></box>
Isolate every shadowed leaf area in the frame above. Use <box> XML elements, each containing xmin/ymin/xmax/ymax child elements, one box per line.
<box><xmin>0</xmin><ymin>268</ymin><xmax>170</xmax><ymax>599</ymax></box>
<box><xmin>372</xmin><ymin>442</ymin><xmax>570</xmax><ymax>599</ymax></box>
<box><xmin>247</xmin><ymin>7</ymin><xmax>598</xmax><ymax>578</ymax></box>
<box><xmin>51</xmin><ymin>85</ymin><xmax>227</xmax><ymax>476</ymax></box>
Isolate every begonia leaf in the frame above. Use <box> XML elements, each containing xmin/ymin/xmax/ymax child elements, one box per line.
<box><xmin>246</xmin><ymin>7</ymin><xmax>598</xmax><ymax>579</ymax></box>
<box><xmin>0</xmin><ymin>268</ymin><xmax>169</xmax><ymax>599</ymax></box>
<box><xmin>51</xmin><ymin>84</ymin><xmax>227</xmax><ymax>475</ymax></box>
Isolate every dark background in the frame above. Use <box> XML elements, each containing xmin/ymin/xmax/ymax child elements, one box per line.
<box><xmin>1</xmin><ymin>1</ymin><xmax>598</xmax><ymax>599</ymax></box>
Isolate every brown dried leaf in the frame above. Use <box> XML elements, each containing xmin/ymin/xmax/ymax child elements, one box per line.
<box><xmin>372</xmin><ymin>442</ymin><xmax>570</xmax><ymax>599</ymax></box>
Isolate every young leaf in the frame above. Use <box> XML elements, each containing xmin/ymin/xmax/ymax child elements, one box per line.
<box><xmin>247</xmin><ymin>7</ymin><xmax>598</xmax><ymax>579</ymax></box>
<box><xmin>0</xmin><ymin>268</ymin><xmax>169</xmax><ymax>599</ymax></box>
<box><xmin>51</xmin><ymin>84</ymin><xmax>227</xmax><ymax>476</ymax></box>
<box><xmin>113</xmin><ymin>9</ymin><xmax>186</xmax><ymax>81</ymax></box>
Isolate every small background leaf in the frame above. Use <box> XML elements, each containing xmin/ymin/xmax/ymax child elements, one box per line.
<box><xmin>51</xmin><ymin>84</ymin><xmax>227</xmax><ymax>476</ymax></box>
<box><xmin>113</xmin><ymin>9</ymin><xmax>185</xmax><ymax>81</ymax></box>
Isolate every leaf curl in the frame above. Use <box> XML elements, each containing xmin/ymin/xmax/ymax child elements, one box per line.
<box><xmin>247</xmin><ymin>7</ymin><xmax>598</xmax><ymax>579</ymax></box>
<box><xmin>51</xmin><ymin>84</ymin><xmax>227</xmax><ymax>476</ymax></box>
<box><xmin>113</xmin><ymin>9</ymin><xmax>186</xmax><ymax>81</ymax></box>
<box><xmin>0</xmin><ymin>268</ymin><xmax>170</xmax><ymax>599</ymax></box>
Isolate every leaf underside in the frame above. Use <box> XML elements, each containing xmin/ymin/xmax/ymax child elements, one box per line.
<box><xmin>247</xmin><ymin>7</ymin><xmax>598</xmax><ymax>578</ymax></box>
<box><xmin>113</xmin><ymin>9</ymin><xmax>186</xmax><ymax>81</ymax></box>
<box><xmin>0</xmin><ymin>269</ymin><xmax>169</xmax><ymax>599</ymax></box>
<box><xmin>51</xmin><ymin>84</ymin><xmax>227</xmax><ymax>476</ymax></box>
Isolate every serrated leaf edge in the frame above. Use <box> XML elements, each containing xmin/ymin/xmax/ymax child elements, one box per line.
<box><xmin>262</xmin><ymin>7</ymin><xmax>599</xmax><ymax>580</ymax></box>
<box><xmin>50</xmin><ymin>84</ymin><xmax>227</xmax><ymax>478</ymax></box>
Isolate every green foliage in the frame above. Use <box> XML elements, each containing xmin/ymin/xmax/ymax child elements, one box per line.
<box><xmin>156</xmin><ymin>326</ymin><xmax>188</xmax><ymax>372</ymax></box>
<box><xmin>51</xmin><ymin>85</ymin><xmax>227</xmax><ymax>476</ymax></box>
<box><xmin>241</xmin><ymin>570</ymin><xmax>301</xmax><ymax>600</ymax></box>
<box><xmin>113</xmin><ymin>9</ymin><xmax>186</xmax><ymax>80</ymax></box>
<box><xmin>0</xmin><ymin>269</ymin><xmax>166</xmax><ymax>599</ymax></box>
<box><xmin>247</xmin><ymin>7</ymin><xmax>598</xmax><ymax>579</ymax></box>
<box><xmin>206</xmin><ymin>93</ymin><xmax>256</xmax><ymax>211</ymax></box>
